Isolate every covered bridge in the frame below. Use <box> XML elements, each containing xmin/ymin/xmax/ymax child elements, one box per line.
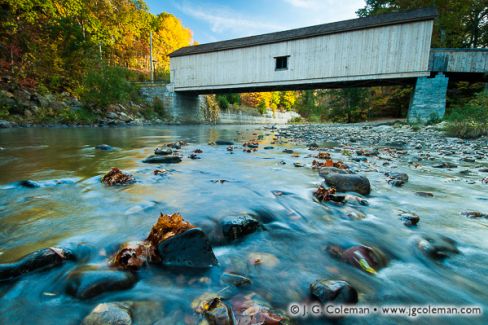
<box><xmin>169</xmin><ymin>8</ymin><xmax>487</xmax><ymax>122</ymax></box>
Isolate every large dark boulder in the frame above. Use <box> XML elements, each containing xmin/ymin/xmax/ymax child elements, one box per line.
<box><xmin>221</xmin><ymin>216</ymin><xmax>260</xmax><ymax>241</ymax></box>
<box><xmin>65</xmin><ymin>266</ymin><xmax>137</xmax><ymax>299</ymax></box>
<box><xmin>157</xmin><ymin>228</ymin><xmax>218</xmax><ymax>268</ymax></box>
<box><xmin>0</xmin><ymin>247</ymin><xmax>74</xmax><ymax>282</ymax></box>
<box><xmin>322</xmin><ymin>174</ymin><xmax>371</xmax><ymax>195</ymax></box>
<box><xmin>142</xmin><ymin>155</ymin><xmax>182</xmax><ymax>164</ymax></box>
<box><xmin>310</xmin><ymin>279</ymin><xmax>358</xmax><ymax>304</ymax></box>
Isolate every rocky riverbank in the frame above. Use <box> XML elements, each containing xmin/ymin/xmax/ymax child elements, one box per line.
<box><xmin>0</xmin><ymin>81</ymin><xmax>166</xmax><ymax>128</ymax></box>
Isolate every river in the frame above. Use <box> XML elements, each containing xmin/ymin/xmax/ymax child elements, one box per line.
<box><xmin>0</xmin><ymin>124</ymin><xmax>487</xmax><ymax>324</ymax></box>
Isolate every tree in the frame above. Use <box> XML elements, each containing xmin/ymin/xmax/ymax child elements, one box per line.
<box><xmin>356</xmin><ymin>0</ymin><xmax>488</xmax><ymax>48</ymax></box>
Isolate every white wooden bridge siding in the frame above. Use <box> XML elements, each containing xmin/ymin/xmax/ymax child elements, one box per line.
<box><xmin>171</xmin><ymin>21</ymin><xmax>433</xmax><ymax>92</ymax></box>
<box><xmin>430</xmin><ymin>49</ymin><xmax>488</xmax><ymax>73</ymax></box>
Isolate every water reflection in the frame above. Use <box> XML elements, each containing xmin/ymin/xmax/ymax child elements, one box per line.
<box><xmin>0</xmin><ymin>125</ymin><xmax>487</xmax><ymax>325</ymax></box>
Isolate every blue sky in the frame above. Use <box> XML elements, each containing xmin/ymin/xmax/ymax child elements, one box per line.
<box><xmin>145</xmin><ymin>0</ymin><xmax>365</xmax><ymax>44</ymax></box>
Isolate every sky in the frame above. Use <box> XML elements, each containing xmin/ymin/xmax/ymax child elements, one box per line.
<box><xmin>145</xmin><ymin>0</ymin><xmax>366</xmax><ymax>44</ymax></box>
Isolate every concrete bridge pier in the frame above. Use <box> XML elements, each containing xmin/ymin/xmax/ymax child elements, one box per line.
<box><xmin>139</xmin><ymin>83</ymin><xmax>204</xmax><ymax>124</ymax></box>
<box><xmin>171</xmin><ymin>93</ymin><xmax>205</xmax><ymax>124</ymax></box>
<box><xmin>407</xmin><ymin>73</ymin><xmax>449</xmax><ymax>123</ymax></box>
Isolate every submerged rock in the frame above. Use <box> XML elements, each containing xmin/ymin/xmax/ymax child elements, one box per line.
<box><xmin>398</xmin><ymin>211</ymin><xmax>420</xmax><ymax>226</ymax></box>
<box><xmin>416</xmin><ymin>191</ymin><xmax>434</xmax><ymax>198</ymax></box>
<box><xmin>157</xmin><ymin>228</ymin><xmax>218</xmax><ymax>268</ymax></box>
<box><xmin>462</xmin><ymin>211</ymin><xmax>488</xmax><ymax>219</ymax></box>
<box><xmin>193</xmin><ymin>293</ymin><xmax>236</xmax><ymax>325</ymax></box>
<box><xmin>82</xmin><ymin>302</ymin><xmax>132</xmax><ymax>325</ymax></box>
<box><xmin>215</xmin><ymin>140</ymin><xmax>234</xmax><ymax>146</ymax></box>
<box><xmin>417</xmin><ymin>235</ymin><xmax>459</xmax><ymax>260</ymax></box>
<box><xmin>433</xmin><ymin>162</ymin><xmax>457</xmax><ymax>169</ymax></box>
<box><xmin>142</xmin><ymin>155</ymin><xmax>182</xmax><ymax>164</ymax></box>
<box><xmin>221</xmin><ymin>272</ymin><xmax>252</xmax><ymax>287</ymax></box>
<box><xmin>95</xmin><ymin>144</ymin><xmax>113</xmax><ymax>151</ymax></box>
<box><xmin>229</xmin><ymin>293</ymin><xmax>290</xmax><ymax>324</ymax></box>
<box><xmin>0</xmin><ymin>247</ymin><xmax>74</xmax><ymax>282</ymax></box>
<box><xmin>310</xmin><ymin>279</ymin><xmax>358</xmax><ymax>304</ymax></box>
<box><xmin>386</xmin><ymin>172</ymin><xmax>409</xmax><ymax>187</ymax></box>
<box><xmin>327</xmin><ymin>245</ymin><xmax>387</xmax><ymax>274</ymax></box>
<box><xmin>18</xmin><ymin>180</ymin><xmax>41</xmax><ymax>188</ymax></box>
<box><xmin>221</xmin><ymin>216</ymin><xmax>260</xmax><ymax>241</ymax></box>
<box><xmin>65</xmin><ymin>265</ymin><xmax>137</xmax><ymax>299</ymax></box>
<box><xmin>322</xmin><ymin>174</ymin><xmax>371</xmax><ymax>195</ymax></box>
<box><xmin>101</xmin><ymin>168</ymin><xmax>135</xmax><ymax>186</ymax></box>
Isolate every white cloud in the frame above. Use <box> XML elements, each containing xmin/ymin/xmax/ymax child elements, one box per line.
<box><xmin>283</xmin><ymin>0</ymin><xmax>319</xmax><ymax>9</ymax></box>
<box><xmin>282</xmin><ymin>0</ymin><xmax>365</xmax><ymax>25</ymax></box>
<box><xmin>175</xmin><ymin>2</ymin><xmax>286</xmax><ymax>39</ymax></box>
<box><xmin>173</xmin><ymin>0</ymin><xmax>365</xmax><ymax>42</ymax></box>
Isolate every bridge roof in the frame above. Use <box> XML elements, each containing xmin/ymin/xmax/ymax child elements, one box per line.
<box><xmin>170</xmin><ymin>7</ymin><xmax>437</xmax><ymax>58</ymax></box>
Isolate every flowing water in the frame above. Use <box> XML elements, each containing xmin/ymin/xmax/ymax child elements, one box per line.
<box><xmin>0</xmin><ymin>125</ymin><xmax>487</xmax><ymax>325</ymax></box>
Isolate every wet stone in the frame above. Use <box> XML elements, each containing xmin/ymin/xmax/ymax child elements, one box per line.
<box><xmin>462</xmin><ymin>211</ymin><xmax>488</xmax><ymax>219</ymax></box>
<box><xmin>157</xmin><ymin>228</ymin><xmax>218</xmax><ymax>268</ymax></box>
<box><xmin>310</xmin><ymin>279</ymin><xmax>358</xmax><ymax>304</ymax></box>
<box><xmin>65</xmin><ymin>266</ymin><xmax>137</xmax><ymax>299</ymax></box>
<box><xmin>82</xmin><ymin>302</ymin><xmax>132</xmax><ymax>325</ymax></box>
<box><xmin>215</xmin><ymin>140</ymin><xmax>234</xmax><ymax>146</ymax></box>
<box><xmin>322</xmin><ymin>174</ymin><xmax>371</xmax><ymax>195</ymax></box>
<box><xmin>193</xmin><ymin>294</ymin><xmax>236</xmax><ymax>325</ymax></box>
<box><xmin>416</xmin><ymin>191</ymin><xmax>434</xmax><ymax>198</ymax></box>
<box><xmin>386</xmin><ymin>172</ymin><xmax>409</xmax><ymax>187</ymax></box>
<box><xmin>154</xmin><ymin>148</ymin><xmax>172</xmax><ymax>155</ymax></box>
<box><xmin>95</xmin><ymin>144</ymin><xmax>113</xmax><ymax>151</ymax></box>
<box><xmin>142</xmin><ymin>155</ymin><xmax>182</xmax><ymax>164</ymax></box>
<box><xmin>318</xmin><ymin>167</ymin><xmax>350</xmax><ymax>177</ymax></box>
<box><xmin>433</xmin><ymin>162</ymin><xmax>458</xmax><ymax>169</ymax></box>
<box><xmin>328</xmin><ymin>245</ymin><xmax>387</xmax><ymax>275</ymax></box>
<box><xmin>417</xmin><ymin>234</ymin><xmax>459</xmax><ymax>260</ymax></box>
<box><xmin>19</xmin><ymin>180</ymin><xmax>41</xmax><ymax>188</ymax></box>
<box><xmin>0</xmin><ymin>247</ymin><xmax>74</xmax><ymax>282</ymax></box>
<box><xmin>398</xmin><ymin>211</ymin><xmax>420</xmax><ymax>226</ymax></box>
<box><xmin>221</xmin><ymin>272</ymin><xmax>252</xmax><ymax>287</ymax></box>
<box><xmin>221</xmin><ymin>216</ymin><xmax>260</xmax><ymax>241</ymax></box>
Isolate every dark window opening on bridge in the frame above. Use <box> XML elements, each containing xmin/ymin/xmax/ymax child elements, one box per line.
<box><xmin>275</xmin><ymin>56</ymin><xmax>289</xmax><ymax>70</ymax></box>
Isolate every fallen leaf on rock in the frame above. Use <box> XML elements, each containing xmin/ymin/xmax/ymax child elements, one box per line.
<box><xmin>146</xmin><ymin>213</ymin><xmax>195</xmax><ymax>246</ymax></box>
<box><xmin>314</xmin><ymin>186</ymin><xmax>345</xmax><ymax>203</ymax></box>
<box><xmin>101</xmin><ymin>168</ymin><xmax>135</xmax><ymax>186</ymax></box>
<box><xmin>110</xmin><ymin>213</ymin><xmax>196</xmax><ymax>270</ymax></box>
<box><xmin>110</xmin><ymin>241</ymin><xmax>153</xmax><ymax>270</ymax></box>
<box><xmin>316</xmin><ymin>152</ymin><xmax>331</xmax><ymax>159</ymax></box>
